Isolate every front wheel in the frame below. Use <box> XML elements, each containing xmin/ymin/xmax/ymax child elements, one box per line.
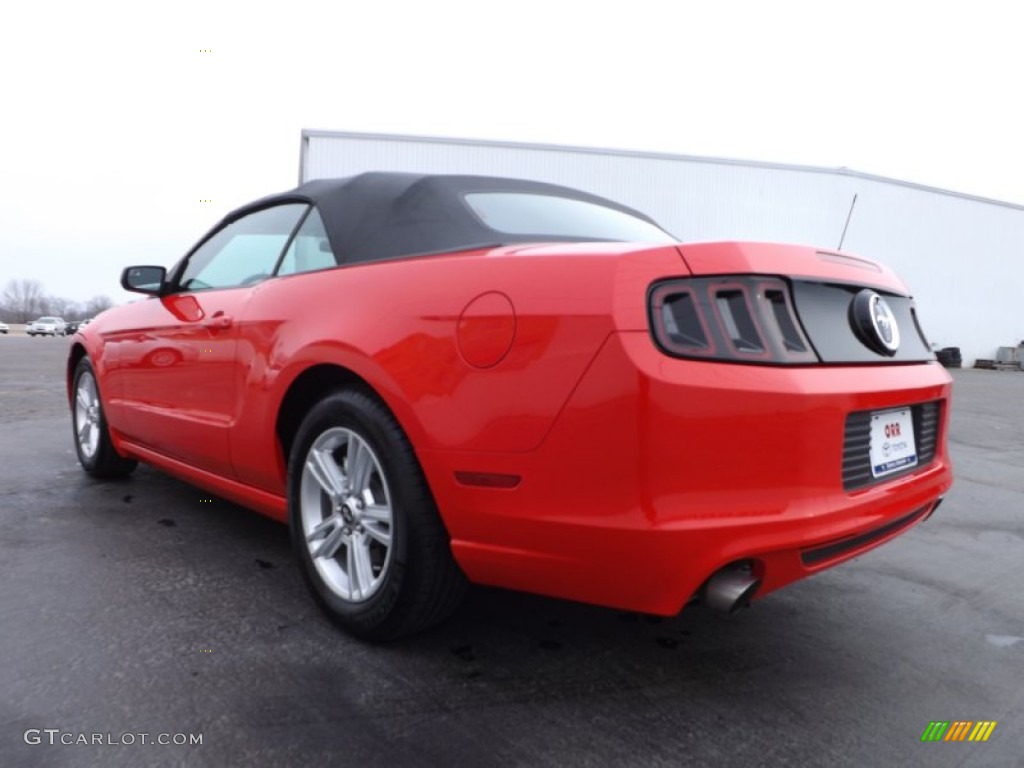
<box><xmin>72</xmin><ymin>357</ymin><xmax>137</xmax><ymax>478</ymax></box>
<box><xmin>289</xmin><ymin>390</ymin><xmax>466</xmax><ymax>640</ymax></box>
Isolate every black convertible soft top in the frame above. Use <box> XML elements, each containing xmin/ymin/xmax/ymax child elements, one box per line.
<box><xmin>223</xmin><ymin>172</ymin><xmax>672</xmax><ymax>265</ymax></box>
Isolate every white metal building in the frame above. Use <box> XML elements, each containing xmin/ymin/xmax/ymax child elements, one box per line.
<box><xmin>300</xmin><ymin>130</ymin><xmax>1024</xmax><ymax>366</ymax></box>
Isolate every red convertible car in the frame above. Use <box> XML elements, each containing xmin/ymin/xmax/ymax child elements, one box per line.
<box><xmin>68</xmin><ymin>173</ymin><xmax>952</xmax><ymax>639</ymax></box>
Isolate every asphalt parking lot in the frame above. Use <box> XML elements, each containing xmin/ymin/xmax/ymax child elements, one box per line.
<box><xmin>1</xmin><ymin>335</ymin><xmax>1021</xmax><ymax>768</ymax></box>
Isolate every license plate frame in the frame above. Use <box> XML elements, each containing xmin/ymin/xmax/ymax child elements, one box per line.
<box><xmin>869</xmin><ymin>408</ymin><xmax>918</xmax><ymax>478</ymax></box>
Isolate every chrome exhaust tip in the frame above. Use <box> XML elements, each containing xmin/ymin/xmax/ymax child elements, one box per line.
<box><xmin>702</xmin><ymin>562</ymin><xmax>761</xmax><ymax>615</ymax></box>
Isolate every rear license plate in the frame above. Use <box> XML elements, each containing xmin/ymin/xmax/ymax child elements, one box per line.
<box><xmin>870</xmin><ymin>408</ymin><xmax>918</xmax><ymax>478</ymax></box>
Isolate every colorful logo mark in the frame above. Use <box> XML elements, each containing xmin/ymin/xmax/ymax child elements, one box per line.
<box><xmin>921</xmin><ymin>721</ymin><xmax>997</xmax><ymax>742</ymax></box>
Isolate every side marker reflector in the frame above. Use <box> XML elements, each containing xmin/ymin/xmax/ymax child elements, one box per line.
<box><xmin>454</xmin><ymin>471</ymin><xmax>521</xmax><ymax>489</ymax></box>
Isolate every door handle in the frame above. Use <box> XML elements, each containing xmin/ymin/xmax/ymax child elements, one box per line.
<box><xmin>204</xmin><ymin>313</ymin><xmax>233</xmax><ymax>330</ymax></box>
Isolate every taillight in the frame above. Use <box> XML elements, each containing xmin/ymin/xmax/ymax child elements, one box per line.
<box><xmin>649</xmin><ymin>276</ymin><xmax>818</xmax><ymax>364</ymax></box>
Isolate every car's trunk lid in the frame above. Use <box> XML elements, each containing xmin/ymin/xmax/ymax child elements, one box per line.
<box><xmin>676</xmin><ymin>242</ymin><xmax>909</xmax><ymax>295</ymax></box>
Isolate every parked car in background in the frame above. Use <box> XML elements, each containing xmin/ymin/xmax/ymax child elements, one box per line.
<box><xmin>0</xmin><ymin>322</ymin><xmax>9</xmax><ymax>334</ymax></box>
<box><xmin>64</xmin><ymin>320</ymin><xmax>80</xmax><ymax>335</ymax></box>
<box><xmin>28</xmin><ymin>317</ymin><xmax>67</xmax><ymax>336</ymax></box>
<box><xmin>67</xmin><ymin>172</ymin><xmax>953</xmax><ymax>640</ymax></box>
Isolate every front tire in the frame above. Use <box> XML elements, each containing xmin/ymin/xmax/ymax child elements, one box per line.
<box><xmin>288</xmin><ymin>390</ymin><xmax>466</xmax><ymax>641</ymax></box>
<box><xmin>72</xmin><ymin>357</ymin><xmax>137</xmax><ymax>478</ymax></box>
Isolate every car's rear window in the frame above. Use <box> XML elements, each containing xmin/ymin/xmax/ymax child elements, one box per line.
<box><xmin>463</xmin><ymin>192</ymin><xmax>676</xmax><ymax>243</ymax></box>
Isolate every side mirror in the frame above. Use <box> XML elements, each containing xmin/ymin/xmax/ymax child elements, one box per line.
<box><xmin>121</xmin><ymin>265</ymin><xmax>166</xmax><ymax>295</ymax></box>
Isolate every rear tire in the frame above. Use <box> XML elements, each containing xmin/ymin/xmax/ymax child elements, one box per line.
<box><xmin>72</xmin><ymin>357</ymin><xmax>137</xmax><ymax>479</ymax></box>
<box><xmin>288</xmin><ymin>389</ymin><xmax>466</xmax><ymax>641</ymax></box>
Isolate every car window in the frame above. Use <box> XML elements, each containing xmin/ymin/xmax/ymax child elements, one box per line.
<box><xmin>178</xmin><ymin>204</ymin><xmax>308</xmax><ymax>291</ymax></box>
<box><xmin>463</xmin><ymin>192</ymin><xmax>676</xmax><ymax>243</ymax></box>
<box><xmin>277</xmin><ymin>207</ymin><xmax>338</xmax><ymax>276</ymax></box>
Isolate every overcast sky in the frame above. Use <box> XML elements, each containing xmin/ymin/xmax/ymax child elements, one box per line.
<box><xmin>1</xmin><ymin>0</ymin><xmax>1020</xmax><ymax>306</ymax></box>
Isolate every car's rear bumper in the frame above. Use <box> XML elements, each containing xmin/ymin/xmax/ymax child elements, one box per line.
<box><xmin>426</xmin><ymin>331</ymin><xmax>953</xmax><ymax>615</ymax></box>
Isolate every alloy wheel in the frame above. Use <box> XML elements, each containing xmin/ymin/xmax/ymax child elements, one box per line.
<box><xmin>74</xmin><ymin>371</ymin><xmax>102</xmax><ymax>460</ymax></box>
<box><xmin>299</xmin><ymin>427</ymin><xmax>393</xmax><ymax>602</ymax></box>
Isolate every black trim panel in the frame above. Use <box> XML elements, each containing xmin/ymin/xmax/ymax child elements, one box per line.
<box><xmin>801</xmin><ymin>504</ymin><xmax>932</xmax><ymax>566</ymax></box>
<box><xmin>791</xmin><ymin>281</ymin><xmax>934</xmax><ymax>363</ymax></box>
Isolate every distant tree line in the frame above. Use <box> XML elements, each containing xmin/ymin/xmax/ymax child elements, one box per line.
<box><xmin>0</xmin><ymin>279</ymin><xmax>114</xmax><ymax>324</ymax></box>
